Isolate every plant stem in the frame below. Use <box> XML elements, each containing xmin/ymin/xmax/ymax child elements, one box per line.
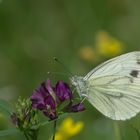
<box><xmin>32</xmin><ymin>129</ymin><xmax>38</xmax><ymax>140</ymax></box>
<box><xmin>134</xmin><ymin>128</ymin><xmax>140</xmax><ymax>140</ymax></box>
<box><xmin>24</xmin><ymin>132</ymin><xmax>30</xmax><ymax>140</ymax></box>
<box><xmin>52</xmin><ymin>120</ymin><xmax>57</xmax><ymax>140</ymax></box>
<box><xmin>129</xmin><ymin>123</ymin><xmax>140</xmax><ymax>140</ymax></box>
<box><xmin>113</xmin><ymin>122</ymin><xmax>121</xmax><ymax>140</ymax></box>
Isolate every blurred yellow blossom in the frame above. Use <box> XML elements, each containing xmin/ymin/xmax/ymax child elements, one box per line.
<box><xmin>79</xmin><ymin>31</ymin><xmax>124</xmax><ymax>64</ymax></box>
<box><xmin>54</xmin><ymin>117</ymin><xmax>84</xmax><ymax>140</ymax></box>
<box><xmin>79</xmin><ymin>46</ymin><xmax>95</xmax><ymax>62</ymax></box>
<box><xmin>95</xmin><ymin>31</ymin><xmax>124</xmax><ymax>57</ymax></box>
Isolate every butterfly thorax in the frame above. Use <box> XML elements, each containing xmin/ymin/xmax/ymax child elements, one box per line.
<box><xmin>70</xmin><ymin>75</ymin><xmax>87</xmax><ymax>98</ymax></box>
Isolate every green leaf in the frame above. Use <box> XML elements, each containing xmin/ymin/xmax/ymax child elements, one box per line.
<box><xmin>0</xmin><ymin>99</ymin><xmax>12</xmax><ymax>116</ymax></box>
<box><xmin>0</xmin><ymin>128</ymin><xmax>19</xmax><ymax>137</ymax></box>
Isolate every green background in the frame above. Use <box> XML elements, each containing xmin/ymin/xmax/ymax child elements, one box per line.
<box><xmin>0</xmin><ymin>0</ymin><xmax>140</xmax><ymax>140</ymax></box>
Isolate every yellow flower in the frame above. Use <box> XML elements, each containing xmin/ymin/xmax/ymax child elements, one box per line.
<box><xmin>54</xmin><ymin>117</ymin><xmax>84</xmax><ymax>140</ymax></box>
<box><xmin>95</xmin><ymin>31</ymin><xmax>124</xmax><ymax>57</ymax></box>
<box><xmin>79</xmin><ymin>46</ymin><xmax>95</xmax><ymax>62</ymax></box>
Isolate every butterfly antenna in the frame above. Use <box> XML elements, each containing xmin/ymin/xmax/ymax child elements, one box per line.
<box><xmin>47</xmin><ymin>71</ymin><xmax>71</xmax><ymax>76</ymax></box>
<box><xmin>54</xmin><ymin>57</ymin><xmax>73</xmax><ymax>76</ymax></box>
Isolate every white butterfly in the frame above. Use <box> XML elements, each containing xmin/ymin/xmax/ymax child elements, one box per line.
<box><xmin>71</xmin><ymin>51</ymin><xmax>140</xmax><ymax>120</ymax></box>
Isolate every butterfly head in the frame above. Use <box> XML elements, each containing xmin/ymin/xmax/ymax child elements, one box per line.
<box><xmin>70</xmin><ymin>75</ymin><xmax>87</xmax><ymax>98</ymax></box>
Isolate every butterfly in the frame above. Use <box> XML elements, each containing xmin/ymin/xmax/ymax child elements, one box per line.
<box><xmin>71</xmin><ymin>51</ymin><xmax>140</xmax><ymax>120</ymax></box>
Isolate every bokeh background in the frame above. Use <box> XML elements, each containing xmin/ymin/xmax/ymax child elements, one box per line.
<box><xmin>0</xmin><ymin>0</ymin><xmax>140</xmax><ymax>140</ymax></box>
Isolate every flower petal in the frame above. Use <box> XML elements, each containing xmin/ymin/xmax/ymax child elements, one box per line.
<box><xmin>56</xmin><ymin>81</ymin><xmax>72</xmax><ymax>102</ymax></box>
<box><xmin>44</xmin><ymin>95</ymin><xmax>56</xmax><ymax>110</ymax></box>
<box><xmin>31</xmin><ymin>89</ymin><xmax>46</xmax><ymax>109</ymax></box>
<box><xmin>70</xmin><ymin>103</ymin><xmax>85</xmax><ymax>112</ymax></box>
<box><xmin>45</xmin><ymin>79</ymin><xmax>55</xmax><ymax>94</ymax></box>
<box><xmin>30</xmin><ymin>80</ymin><xmax>53</xmax><ymax>109</ymax></box>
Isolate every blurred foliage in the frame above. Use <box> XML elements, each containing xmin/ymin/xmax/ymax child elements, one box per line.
<box><xmin>0</xmin><ymin>0</ymin><xmax>140</xmax><ymax>140</ymax></box>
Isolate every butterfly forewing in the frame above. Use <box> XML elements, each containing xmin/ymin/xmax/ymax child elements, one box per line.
<box><xmin>84</xmin><ymin>51</ymin><xmax>140</xmax><ymax>80</ymax></box>
<box><xmin>84</xmin><ymin>51</ymin><xmax>140</xmax><ymax>120</ymax></box>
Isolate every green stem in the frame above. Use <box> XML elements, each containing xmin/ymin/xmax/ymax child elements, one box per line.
<box><xmin>24</xmin><ymin>132</ymin><xmax>30</xmax><ymax>140</ymax></box>
<box><xmin>52</xmin><ymin>120</ymin><xmax>57</xmax><ymax>140</ymax></box>
<box><xmin>32</xmin><ymin>130</ymin><xmax>38</xmax><ymax>140</ymax></box>
<box><xmin>134</xmin><ymin>127</ymin><xmax>140</xmax><ymax>140</ymax></box>
<box><xmin>113</xmin><ymin>122</ymin><xmax>121</xmax><ymax>140</ymax></box>
<box><xmin>24</xmin><ymin>130</ymin><xmax>38</xmax><ymax>140</ymax></box>
<box><xmin>129</xmin><ymin>123</ymin><xmax>140</xmax><ymax>140</ymax></box>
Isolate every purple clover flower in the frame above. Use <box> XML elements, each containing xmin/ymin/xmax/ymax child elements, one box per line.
<box><xmin>31</xmin><ymin>80</ymin><xmax>57</xmax><ymax>120</ymax></box>
<box><xmin>55</xmin><ymin>81</ymin><xmax>72</xmax><ymax>102</ymax></box>
<box><xmin>70</xmin><ymin>103</ymin><xmax>85</xmax><ymax>112</ymax></box>
<box><xmin>31</xmin><ymin>79</ymin><xmax>85</xmax><ymax>120</ymax></box>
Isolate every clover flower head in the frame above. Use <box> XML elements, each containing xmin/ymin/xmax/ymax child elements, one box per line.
<box><xmin>31</xmin><ymin>79</ymin><xmax>85</xmax><ymax>120</ymax></box>
<box><xmin>11</xmin><ymin>112</ymin><xmax>18</xmax><ymax>126</ymax></box>
<box><xmin>10</xmin><ymin>98</ymin><xmax>38</xmax><ymax>131</ymax></box>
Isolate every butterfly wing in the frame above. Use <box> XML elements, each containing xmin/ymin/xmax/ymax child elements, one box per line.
<box><xmin>85</xmin><ymin>51</ymin><xmax>140</xmax><ymax>79</ymax></box>
<box><xmin>85</xmin><ymin>51</ymin><xmax>140</xmax><ymax>120</ymax></box>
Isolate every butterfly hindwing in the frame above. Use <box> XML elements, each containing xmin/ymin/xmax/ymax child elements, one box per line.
<box><xmin>87</xmin><ymin>75</ymin><xmax>140</xmax><ymax>120</ymax></box>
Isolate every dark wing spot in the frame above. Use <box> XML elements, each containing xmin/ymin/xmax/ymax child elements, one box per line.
<box><xmin>130</xmin><ymin>70</ymin><xmax>139</xmax><ymax>78</ymax></box>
